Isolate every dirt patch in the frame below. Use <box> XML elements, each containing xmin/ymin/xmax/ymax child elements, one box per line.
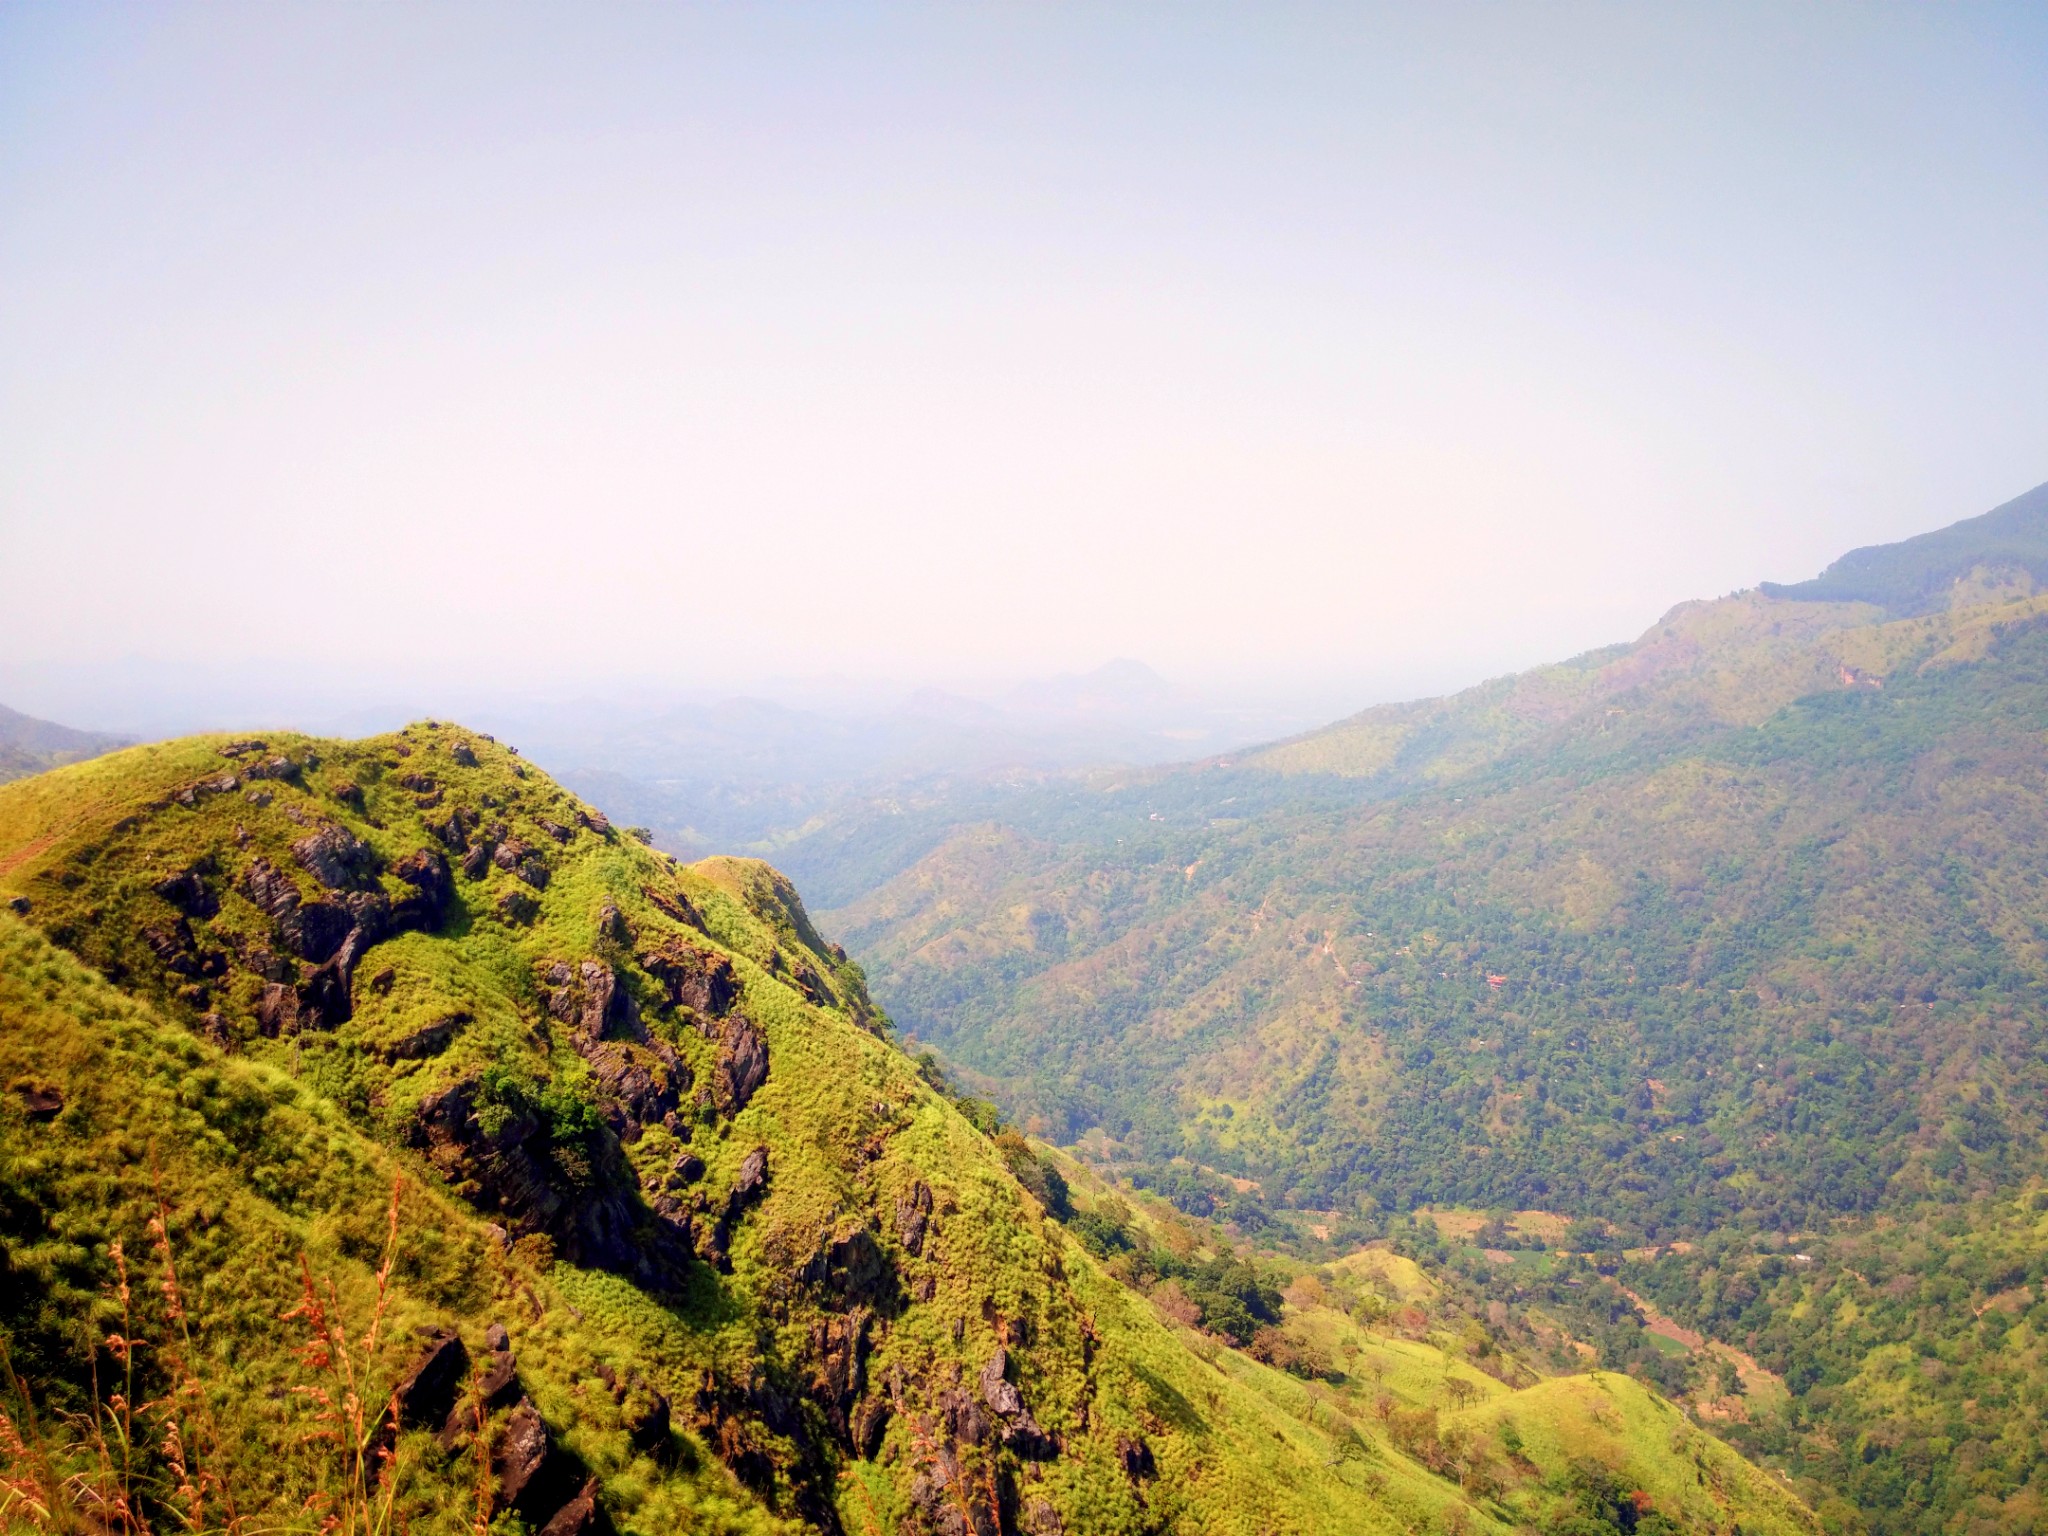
<box><xmin>1621</xmin><ymin>1286</ymin><xmax>1784</xmax><ymax>1407</ymax></box>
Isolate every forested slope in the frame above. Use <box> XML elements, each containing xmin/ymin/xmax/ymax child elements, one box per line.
<box><xmin>831</xmin><ymin>487</ymin><xmax>2048</xmax><ymax>1533</ymax></box>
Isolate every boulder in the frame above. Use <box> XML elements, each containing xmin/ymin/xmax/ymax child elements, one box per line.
<box><xmin>980</xmin><ymin>1348</ymin><xmax>1056</xmax><ymax>1459</ymax></box>
<box><xmin>732</xmin><ymin>1145</ymin><xmax>769</xmax><ymax>1201</ymax></box>
<box><xmin>497</xmin><ymin>889</ymin><xmax>540</xmax><ymax>925</ymax></box>
<box><xmin>382</xmin><ymin>1013</ymin><xmax>467</xmax><ymax>1061</ymax></box>
<box><xmin>536</xmin><ymin>1477</ymin><xmax>600</xmax><ymax>1536</ymax></box>
<box><xmin>13</xmin><ymin>1082</ymin><xmax>63</xmax><ymax>1121</ymax></box>
<box><xmin>979</xmin><ymin>1349</ymin><xmax>1023</xmax><ymax>1419</ymax></box>
<box><xmin>491</xmin><ymin>1398</ymin><xmax>554</xmax><ymax>1514</ymax></box>
<box><xmin>393</xmin><ymin>1329</ymin><xmax>469</xmax><ymax>1430</ymax></box>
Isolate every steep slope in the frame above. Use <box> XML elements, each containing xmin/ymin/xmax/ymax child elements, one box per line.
<box><xmin>830</xmin><ymin>486</ymin><xmax>2048</xmax><ymax>1534</ymax></box>
<box><xmin>0</xmin><ymin>700</ymin><xmax>128</xmax><ymax>784</ymax></box>
<box><xmin>0</xmin><ymin>726</ymin><xmax>1803</xmax><ymax>1535</ymax></box>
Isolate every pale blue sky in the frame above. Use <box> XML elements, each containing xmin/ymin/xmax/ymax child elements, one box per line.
<box><xmin>3</xmin><ymin>3</ymin><xmax>2045</xmax><ymax>722</ymax></box>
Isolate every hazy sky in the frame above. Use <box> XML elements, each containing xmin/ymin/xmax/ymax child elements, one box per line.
<box><xmin>4</xmin><ymin>3</ymin><xmax>2046</xmax><ymax>725</ymax></box>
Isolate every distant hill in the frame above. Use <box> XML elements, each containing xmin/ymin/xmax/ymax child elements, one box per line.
<box><xmin>827</xmin><ymin>482</ymin><xmax>2048</xmax><ymax>1535</ymax></box>
<box><xmin>0</xmin><ymin>700</ymin><xmax>128</xmax><ymax>783</ymax></box>
<box><xmin>1759</xmin><ymin>478</ymin><xmax>2048</xmax><ymax>614</ymax></box>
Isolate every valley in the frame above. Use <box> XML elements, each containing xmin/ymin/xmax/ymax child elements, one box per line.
<box><xmin>812</xmin><ymin>483</ymin><xmax>2048</xmax><ymax>1535</ymax></box>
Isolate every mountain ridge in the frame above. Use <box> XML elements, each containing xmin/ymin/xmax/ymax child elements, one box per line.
<box><xmin>1759</xmin><ymin>479</ymin><xmax>2048</xmax><ymax>614</ymax></box>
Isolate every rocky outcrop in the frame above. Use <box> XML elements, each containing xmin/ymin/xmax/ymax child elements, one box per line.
<box><xmin>806</xmin><ymin>1307</ymin><xmax>871</xmax><ymax>1447</ymax></box>
<box><xmin>714</xmin><ymin>1016</ymin><xmax>769</xmax><ymax>1113</ymax></box>
<box><xmin>851</xmin><ymin>1395</ymin><xmax>890</xmax><ymax>1460</ymax></box>
<box><xmin>640</xmin><ymin>885</ymin><xmax>706</xmax><ymax>933</ymax></box>
<box><xmin>640</xmin><ymin>936</ymin><xmax>736</xmax><ymax>1016</ymax></box>
<box><xmin>428</xmin><ymin>805</ymin><xmax>480</xmax><ymax>854</ymax></box>
<box><xmin>907</xmin><ymin>1442</ymin><xmax>1003</xmax><ymax>1536</ymax></box>
<box><xmin>540</xmin><ymin>959</ymin><xmax>690</xmax><ymax>1142</ymax></box>
<box><xmin>291</xmin><ymin>822</ymin><xmax>378</xmax><ymax>892</ymax></box>
<box><xmin>240</xmin><ymin>858</ymin><xmax>301</xmax><ymax>921</ymax></box>
<box><xmin>390</xmin><ymin>848</ymin><xmax>452</xmax><ymax>928</ymax></box>
<box><xmin>408</xmin><ymin>1078</ymin><xmax>642</xmax><ymax>1273</ymax></box>
<box><xmin>381</xmin><ymin>1012</ymin><xmax>467</xmax><ymax>1061</ymax></box>
<box><xmin>688</xmin><ymin>1370</ymin><xmax>841</xmax><ymax>1531</ymax></box>
<box><xmin>897</xmin><ymin>1181</ymin><xmax>934</xmax><ymax>1257</ymax></box>
<box><xmin>703</xmin><ymin>1146</ymin><xmax>770</xmax><ymax>1269</ymax></box>
<box><xmin>536</xmin><ymin>1477</ymin><xmax>601</xmax><ymax>1536</ymax></box>
<box><xmin>794</xmin><ymin>1222</ymin><xmax>894</xmax><ymax>1309</ymax></box>
<box><xmin>542</xmin><ymin>959</ymin><xmax>636</xmax><ymax>1042</ymax></box>
<box><xmin>153</xmin><ymin>861</ymin><xmax>218</xmax><ymax>918</ymax></box>
<box><xmin>141</xmin><ymin>918</ymin><xmax>226</xmax><ymax>982</ymax></box>
<box><xmin>978</xmin><ymin>1348</ymin><xmax>1055</xmax><ymax>1459</ymax></box>
<box><xmin>226</xmin><ymin>832</ymin><xmax>456</xmax><ymax>1031</ymax></box>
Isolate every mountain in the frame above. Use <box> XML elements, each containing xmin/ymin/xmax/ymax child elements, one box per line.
<box><xmin>828</xmin><ymin>484</ymin><xmax>2048</xmax><ymax>1536</ymax></box>
<box><xmin>1759</xmin><ymin>480</ymin><xmax>2048</xmax><ymax>614</ymax></box>
<box><xmin>0</xmin><ymin>700</ymin><xmax>128</xmax><ymax>783</ymax></box>
<box><xmin>0</xmin><ymin>727</ymin><xmax>1803</xmax><ymax>1536</ymax></box>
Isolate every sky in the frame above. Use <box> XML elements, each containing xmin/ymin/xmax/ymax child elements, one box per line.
<box><xmin>3</xmin><ymin>3</ymin><xmax>2046</xmax><ymax>731</ymax></box>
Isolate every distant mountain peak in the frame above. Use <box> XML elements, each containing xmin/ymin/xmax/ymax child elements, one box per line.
<box><xmin>1760</xmin><ymin>479</ymin><xmax>2048</xmax><ymax>615</ymax></box>
<box><xmin>1005</xmin><ymin>657</ymin><xmax>1172</xmax><ymax>713</ymax></box>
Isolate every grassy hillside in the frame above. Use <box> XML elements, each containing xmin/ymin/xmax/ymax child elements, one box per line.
<box><xmin>829</xmin><ymin>491</ymin><xmax>2048</xmax><ymax>1534</ymax></box>
<box><xmin>0</xmin><ymin>726</ymin><xmax>1803</xmax><ymax>1535</ymax></box>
